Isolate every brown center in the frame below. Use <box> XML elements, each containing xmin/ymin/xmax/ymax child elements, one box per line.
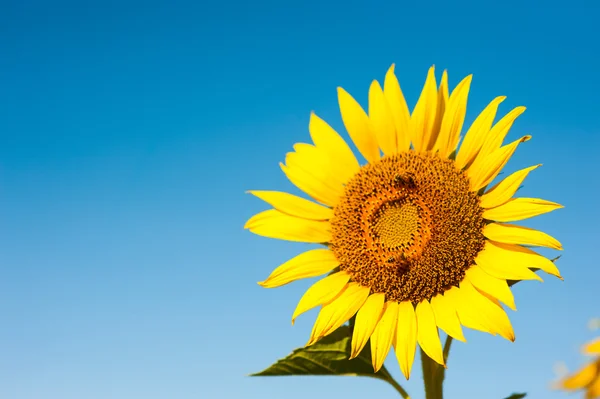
<box><xmin>330</xmin><ymin>152</ymin><xmax>486</xmax><ymax>303</ymax></box>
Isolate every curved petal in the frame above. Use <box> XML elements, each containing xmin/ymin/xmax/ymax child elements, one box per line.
<box><xmin>483</xmin><ymin>198</ymin><xmax>563</xmax><ymax>222</ymax></box>
<box><xmin>245</xmin><ymin>209</ymin><xmax>331</xmax><ymax>243</ymax></box>
<box><xmin>483</xmin><ymin>223</ymin><xmax>563</xmax><ymax>250</ymax></box>
<box><xmin>468</xmin><ymin>135</ymin><xmax>531</xmax><ymax>192</ymax></box>
<box><xmin>292</xmin><ymin>271</ymin><xmax>351</xmax><ymax>323</ymax></box>
<box><xmin>431</xmin><ymin>70</ymin><xmax>449</xmax><ymax>151</ymax></box>
<box><xmin>248</xmin><ymin>190</ymin><xmax>333</xmax><ymax>220</ymax></box>
<box><xmin>410</xmin><ymin>66</ymin><xmax>438</xmax><ymax>152</ymax></box>
<box><xmin>444</xmin><ymin>286</ymin><xmax>490</xmax><ymax>334</ymax></box>
<box><xmin>465</xmin><ymin>265</ymin><xmax>516</xmax><ymax>310</ymax></box>
<box><xmin>369</xmin><ymin>80</ymin><xmax>397</xmax><ymax>155</ymax></box>
<box><xmin>475</xmin><ymin>240</ymin><xmax>543</xmax><ymax>281</ymax></box>
<box><xmin>307</xmin><ymin>282</ymin><xmax>370</xmax><ymax>345</ymax></box>
<box><xmin>371</xmin><ymin>301</ymin><xmax>399</xmax><ymax>372</ymax></box>
<box><xmin>455</xmin><ymin>96</ymin><xmax>506</xmax><ymax>169</ymax></box>
<box><xmin>291</xmin><ymin>143</ymin><xmax>348</xmax><ymax>191</ymax></box>
<box><xmin>416</xmin><ymin>300</ymin><xmax>445</xmax><ymax>366</ymax></box>
<box><xmin>433</xmin><ymin>74</ymin><xmax>472</xmax><ymax>158</ymax></box>
<box><xmin>584</xmin><ymin>338</ymin><xmax>600</xmax><ymax>355</ymax></box>
<box><xmin>477</xmin><ymin>106</ymin><xmax>527</xmax><ymax>160</ymax></box>
<box><xmin>558</xmin><ymin>361</ymin><xmax>598</xmax><ymax>390</ymax></box>
<box><xmin>258</xmin><ymin>249</ymin><xmax>339</xmax><ymax>288</ymax></box>
<box><xmin>481</xmin><ymin>240</ymin><xmax>561</xmax><ymax>278</ymax></box>
<box><xmin>280</xmin><ymin>162</ymin><xmax>340</xmax><ymax>207</ymax></box>
<box><xmin>308</xmin><ymin>112</ymin><xmax>360</xmax><ymax>181</ymax></box>
<box><xmin>383</xmin><ymin>64</ymin><xmax>411</xmax><ymax>152</ymax></box>
<box><xmin>430</xmin><ymin>293</ymin><xmax>466</xmax><ymax>342</ymax></box>
<box><xmin>480</xmin><ymin>164</ymin><xmax>541</xmax><ymax>209</ymax></box>
<box><xmin>338</xmin><ymin>87</ymin><xmax>380</xmax><ymax>163</ymax></box>
<box><xmin>350</xmin><ymin>293</ymin><xmax>385</xmax><ymax>359</ymax></box>
<box><xmin>456</xmin><ymin>281</ymin><xmax>515</xmax><ymax>341</ymax></box>
<box><xmin>393</xmin><ymin>301</ymin><xmax>418</xmax><ymax>380</ymax></box>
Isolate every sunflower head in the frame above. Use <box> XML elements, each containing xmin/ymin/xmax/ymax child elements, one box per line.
<box><xmin>246</xmin><ymin>65</ymin><xmax>563</xmax><ymax>378</ymax></box>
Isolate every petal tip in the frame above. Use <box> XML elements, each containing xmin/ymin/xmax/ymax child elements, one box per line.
<box><xmin>257</xmin><ymin>280</ymin><xmax>275</xmax><ymax>288</ymax></box>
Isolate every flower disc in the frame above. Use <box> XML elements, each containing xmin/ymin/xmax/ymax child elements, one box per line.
<box><xmin>331</xmin><ymin>152</ymin><xmax>486</xmax><ymax>303</ymax></box>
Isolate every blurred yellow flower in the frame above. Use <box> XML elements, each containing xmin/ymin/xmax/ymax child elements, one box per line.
<box><xmin>246</xmin><ymin>65</ymin><xmax>563</xmax><ymax>378</ymax></box>
<box><xmin>557</xmin><ymin>338</ymin><xmax>600</xmax><ymax>399</ymax></box>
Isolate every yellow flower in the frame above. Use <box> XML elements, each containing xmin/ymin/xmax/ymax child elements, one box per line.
<box><xmin>245</xmin><ymin>65</ymin><xmax>563</xmax><ymax>379</ymax></box>
<box><xmin>556</xmin><ymin>338</ymin><xmax>600</xmax><ymax>399</ymax></box>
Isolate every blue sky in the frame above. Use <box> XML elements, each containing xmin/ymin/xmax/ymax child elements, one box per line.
<box><xmin>0</xmin><ymin>0</ymin><xmax>598</xmax><ymax>398</ymax></box>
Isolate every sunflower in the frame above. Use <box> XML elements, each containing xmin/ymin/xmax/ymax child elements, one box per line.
<box><xmin>245</xmin><ymin>65</ymin><xmax>563</xmax><ymax>378</ymax></box>
<box><xmin>556</xmin><ymin>338</ymin><xmax>600</xmax><ymax>399</ymax></box>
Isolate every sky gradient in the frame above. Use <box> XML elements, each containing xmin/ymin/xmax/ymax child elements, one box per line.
<box><xmin>0</xmin><ymin>1</ymin><xmax>599</xmax><ymax>398</ymax></box>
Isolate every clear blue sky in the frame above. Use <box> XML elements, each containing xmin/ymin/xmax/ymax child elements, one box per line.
<box><xmin>0</xmin><ymin>1</ymin><xmax>598</xmax><ymax>398</ymax></box>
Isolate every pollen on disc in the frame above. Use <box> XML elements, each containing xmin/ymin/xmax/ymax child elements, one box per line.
<box><xmin>330</xmin><ymin>152</ymin><xmax>486</xmax><ymax>303</ymax></box>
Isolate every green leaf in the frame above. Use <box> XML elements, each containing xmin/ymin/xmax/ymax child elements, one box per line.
<box><xmin>503</xmin><ymin>393</ymin><xmax>527</xmax><ymax>399</ymax></box>
<box><xmin>251</xmin><ymin>325</ymin><xmax>384</xmax><ymax>377</ymax></box>
<box><xmin>250</xmin><ymin>325</ymin><xmax>410</xmax><ymax>398</ymax></box>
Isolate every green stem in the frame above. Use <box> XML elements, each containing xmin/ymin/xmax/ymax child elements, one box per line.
<box><xmin>420</xmin><ymin>348</ymin><xmax>436</xmax><ymax>399</ymax></box>
<box><xmin>420</xmin><ymin>335</ymin><xmax>454</xmax><ymax>399</ymax></box>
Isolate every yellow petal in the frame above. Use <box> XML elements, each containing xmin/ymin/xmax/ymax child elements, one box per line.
<box><xmin>369</xmin><ymin>80</ymin><xmax>397</xmax><ymax>155</ymax></box>
<box><xmin>245</xmin><ymin>209</ymin><xmax>331</xmax><ymax>243</ymax></box>
<box><xmin>468</xmin><ymin>135</ymin><xmax>531</xmax><ymax>192</ymax></box>
<box><xmin>430</xmin><ymin>70</ymin><xmax>449</xmax><ymax>151</ymax></box>
<box><xmin>410</xmin><ymin>66</ymin><xmax>438</xmax><ymax>152</ymax></box>
<box><xmin>430</xmin><ymin>293</ymin><xmax>466</xmax><ymax>342</ymax></box>
<box><xmin>483</xmin><ymin>223</ymin><xmax>563</xmax><ymax>250</ymax></box>
<box><xmin>481</xmin><ymin>240</ymin><xmax>561</xmax><ymax>279</ymax></box>
<box><xmin>308</xmin><ymin>112</ymin><xmax>361</xmax><ymax>181</ymax></box>
<box><xmin>248</xmin><ymin>190</ymin><xmax>333</xmax><ymax>221</ymax></box>
<box><xmin>308</xmin><ymin>282</ymin><xmax>370</xmax><ymax>345</ymax></box>
<box><xmin>280</xmin><ymin>162</ymin><xmax>340</xmax><ymax>207</ymax></box>
<box><xmin>483</xmin><ymin>198</ymin><xmax>563</xmax><ymax>222</ymax></box>
<box><xmin>456</xmin><ymin>280</ymin><xmax>515</xmax><ymax>341</ymax></box>
<box><xmin>586</xmin><ymin>375</ymin><xmax>600</xmax><ymax>399</ymax></box>
<box><xmin>444</xmin><ymin>286</ymin><xmax>490</xmax><ymax>334</ymax></box>
<box><xmin>455</xmin><ymin>96</ymin><xmax>506</xmax><ymax>169</ymax></box>
<box><xmin>258</xmin><ymin>249</ymin><xmax>339</xmax><ymax>288</ymax></box>
<box><xmin>478</xmin><ymin>106</ymin><xmax>527</xmax><ymax>159</ymax></box>
<box><xmin>383</xmin><ymin>64</ymin><xmax>411</xmax><ymax>152</ymax></box>
<box><xmin>290</xmin><ymin>143</ymin><xmax>348</xmax><ymax>192</ymax></box>
<box><xmin>559</xmin><ymin>361</ymin><xmax>598</xmax><ymax>390</ymax></box>
<box><xmin>465</xmin><ymin>265</ymin><xmax>516</xmax><ymax>310</ymax></box>
<box><xmin>474</xmin><ymin>240</ymin><xmax>543</xmax><ymax>281</ymax></box>
<box><xmin>480</xmin><ymin>164</ymin><xmax>541</xmax><ymax>208</ymax></box>
<box><xmin>371</xmin><ymin>301</ymin><xmax>399</xmax><ymax>372</ymax></box>
<box><xmin>584</xmin><ymin>338</ymin><xmax>600</xmax><ymax>355</ymax></box>
<box><xmin>416</xmin><ymin>300</ymin><xmax>445</xmax><ymax>366</ymax></box>
<box><xmin>338</xmin><ymin>87</ymin><xmax>380</xmax><ymax>163</ymax></box>
<box><xmin>394</xmin><ymin>301</ymin><xmax>418</xmax><ymax>380</ymax></box>
<box><xmin>292</xmin><ymin>271</ymin><xmax>351</xmax><ymax>323</ymax></box>
<box><xmin>434</xmin><ymin>74</ymin><xmax>472</xmax><ymax>158</ymax></box>
<box><xmin>350</xmin><ymin>293</ymin><xmax>385</xmax><ymax>359</ymax></box>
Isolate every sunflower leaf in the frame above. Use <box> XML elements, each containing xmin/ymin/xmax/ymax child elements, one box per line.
<box><xmin>250</xmin><ymin>325</ymin><xmax>409</xmax><ymax>397</ymax></box>
<box><xmin>503</xmin><ymin>393</ymin><xmax>526</xmax><ymax>399</ymax></box>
